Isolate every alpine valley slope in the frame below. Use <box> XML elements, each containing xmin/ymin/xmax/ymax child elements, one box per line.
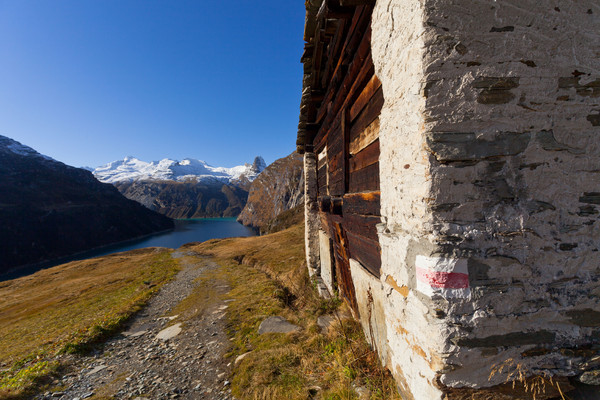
<box><xmin>0</xmin><ymin>135</ymin><xmax>174</xmax><ymax>274</ymax></box>
<box><xmin>91</xmin><ymin>156</ymin><xmax>267</xmax><ymax>219</ymax></box>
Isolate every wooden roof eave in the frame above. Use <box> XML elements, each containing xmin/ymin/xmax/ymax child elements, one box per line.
<box><xmin>297</xmin><ymin>0</ymin><xmax>366</xmax><ymax>154</ymax></box>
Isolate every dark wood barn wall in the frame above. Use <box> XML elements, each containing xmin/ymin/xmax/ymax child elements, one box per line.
<box><xmin>302</xmin><ymin>1</ymin><xmax>383</xmax><ymax>312</ymax></box>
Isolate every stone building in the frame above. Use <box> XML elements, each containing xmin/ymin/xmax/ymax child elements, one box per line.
<box><xmin>296</xmin><ymin>1</ymin><xmax>600</xmax><ymax>398</ymax></box>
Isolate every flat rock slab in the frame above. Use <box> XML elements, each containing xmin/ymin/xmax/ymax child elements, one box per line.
<box><xmin>122</xmin><ymin>330</ymin><xmax>147</xmax><ymax>338</ymax></box>
<box><xmin>85</xmin><ymin>365</ymin><xmax>107</xmax><ymax>376</ymax></box>
<box><xmin>258</xmin><ymin>316</ymin><xmax>300</xmax><ymax>334</ymax></box>
<box><xmin>579</xmin><ymin>370</ymin><xmax>600</xmax><ymax>385</ymax></box>
<box><xmin>317</xmin><ymin>315</ymin><xmax>336</xmax><ymax>333</ymax></box>
<box><xmin>155</xmin><ymin>323</ymin><xmax>182</xmax><ymax>341</ymax></box>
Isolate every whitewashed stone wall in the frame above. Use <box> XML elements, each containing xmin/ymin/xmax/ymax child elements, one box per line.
<box><xmin>366</xmin><ymin>0</ymin><xmax>600</xmax><ymax>398</ymax></box>
<box><xmin>370</xmin><ymin>1</ymin><xmax>447</xmax><ymax>398</ymax></box>
<box><xmin>304</xmin><ymin>152</ymin><xmax>320</xmax><ymax>276</ymax></box>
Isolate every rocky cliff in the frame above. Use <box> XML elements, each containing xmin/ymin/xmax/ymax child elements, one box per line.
<box><xmin>0</xmin><ymin>135</ymin><xmax>174</xmax><ymax>274</ymax></box>
<box><xmin>237</xmin><ymin>152</ymin><xmax>304</xmax><ymax>233</ymax></box>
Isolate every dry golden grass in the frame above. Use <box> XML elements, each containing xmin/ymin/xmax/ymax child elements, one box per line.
<box><xmin>188</xmin><ymin>223</ymin><xmax>400</xmax><ymax>400</ymax></box>
<box><xmin>0</xmin><ymin>247</ymin><xmax>180</xmax><ymax>399</ymax></box>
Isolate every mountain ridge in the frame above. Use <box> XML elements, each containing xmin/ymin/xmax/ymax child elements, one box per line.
<box><xmin>92</xmin><ymin>155</ymin><xmax>266</xmax><ymax>184</ymax></box>
<box><xmin>89</xmin><ymin>155</ymin><xmax>267</xmax><ymax>219</ymax></box>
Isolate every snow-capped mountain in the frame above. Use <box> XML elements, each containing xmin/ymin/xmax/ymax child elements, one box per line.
<box><xmin>92</xmin><ymin>156</ymin><xmax>266</xmax><ymax>184</ymax></box>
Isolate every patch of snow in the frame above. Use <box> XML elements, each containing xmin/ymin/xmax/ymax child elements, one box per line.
<box><xmin>92</xmin><ymin>155</ymin><xmax>266</xmax><ymax>184</ymax></box>
<box><xmin>0</xmin><ymin>135</ymin><xmax>55</xmax><ymax>161</ymax></box>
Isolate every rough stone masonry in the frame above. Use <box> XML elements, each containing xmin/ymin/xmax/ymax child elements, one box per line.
<box><xmin>301</xmin><ymin>1</ymin><xmax>600</xmax><ymax>399</ymax></box>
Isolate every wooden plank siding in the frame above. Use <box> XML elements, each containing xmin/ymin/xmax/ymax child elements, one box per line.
<box><xmin>349</xmin><ymin>162</ymin><xmax>379</xmax><ymax>193</ymax></box>
<box><xmin>349</xmin><ymin>139</ymin><xmax>379</xmax><ymax>172</ymax></box>
<box><xmin>346</xmin><ymin>230</ymin><xmax>381</xmax><ymax>277</ymax></box>
<box><xmin>304</xmin><ymin>2</ymin><xmax>383</xmax><ymax>311</ymax></box>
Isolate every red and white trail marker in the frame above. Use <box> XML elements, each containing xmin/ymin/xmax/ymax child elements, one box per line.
<box><xmin>415</xmin><ymin>255</ymin><xmax>470</xmax><ymax>299</ymax></box>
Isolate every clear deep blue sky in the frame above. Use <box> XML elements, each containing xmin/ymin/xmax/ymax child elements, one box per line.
<box><xmin>0</xmin><ymin>1</ymin><xmax>305</xmax><ymax>168</ymax></box>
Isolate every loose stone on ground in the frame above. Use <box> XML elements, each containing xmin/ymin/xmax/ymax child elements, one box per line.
<box><xmin>258</xmin><ymin>316</ymin><xmax>300</xmax><ymax>334</ymax></box>
<box><xmin>155</xmin><ymin>323</ymin><xmax>183</xmax><ymax>341</ymax></box>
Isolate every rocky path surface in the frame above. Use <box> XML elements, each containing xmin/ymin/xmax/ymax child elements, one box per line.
<box><xmin>38</xmin><ymin>250</ymin><xmax>235</xmax><ymax>400</ymax></box>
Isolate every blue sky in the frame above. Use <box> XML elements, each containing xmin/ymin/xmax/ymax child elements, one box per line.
<box><xmin>0</xmin><ymin>1</ymin><xmax>305</xmax><ymax>168</ymax></box>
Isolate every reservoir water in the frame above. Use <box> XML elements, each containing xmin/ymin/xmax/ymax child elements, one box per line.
<box><xmin>1</xmin><ymin>218</ymin><xmax>256</xmax><ymax>281</ymax></box>
<box><xmin>97</xmin><ymin>218</ymin><xmax>257</xmax><ymax>254</ymax></box>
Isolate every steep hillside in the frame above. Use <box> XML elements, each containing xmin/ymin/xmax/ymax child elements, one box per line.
<box><xmin>114</xmin><ymin>180</ymin><xmax>248</xmax><ymax>219</ymax></box>
<box><xmin>237</xmin><ymin>152</ymin><xmax>304</xmax><ymax>233</ymax></box>
<box><xmin>0</xmin><ymin>136</ymin><xmax>174</xmax><ymax>274</ymax></box>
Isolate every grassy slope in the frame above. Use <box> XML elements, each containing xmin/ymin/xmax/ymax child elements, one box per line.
<box><xmin>0</xmin><ymin>248</ymin><xmax>180</xmax><ymax>399</ymax></box>
<box><xmin>187</xmin><ymin>223</ymin><xmax>400</xmax><ymax>400</ymax></box>
<box><xmin>0</xmin><ymin>222</ymin><xmax>399</xmax><ymax>399</ymax></box>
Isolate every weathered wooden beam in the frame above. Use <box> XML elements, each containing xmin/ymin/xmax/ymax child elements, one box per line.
<box><xmin>344</xmin><ymin>213</ymin><xmax>381</xmax><ymax>241</ymax></box>
<box><xmin>322</xmin><ymin>6</ymin><xmax>364</xmax><ymax>109</ymax></box>
<box><xmin>310</xmin><ymin>90</ymin><xmax>325</xmax><ymax>102</ymax></box>
<box><xmin>321</xmin><ymin>19</ymin><xmax>346</xmax><ymax>89</ymax></box>
<box><xmin>349</xmin><ymin>86</ymin><xmax>384</xmax><ymax>142</ymax></box>
<box><xmin>350</xmin><ymin>139</ymin><xmax>379</xmax><ymax>172</ymax></box>
<box><xmin>325</xmin><ymin>22</ymin><xmax>338</xmax><ymax>36</ymax></box>
<box><xmin>350</xmin><ymin>74</ymin><xmax>382</xmax><ymax>121</ymax></box>
<box><xmin>338</xmin><ymin>0</ymin><xmax>375</xmax><ymax>6</ymax></box>
<box><xmin>319</xmin><ymin>196</ymin><xmax>332</xmax><ymax>213</ymax></box>
<box><xmin>323</xmin><ymin>24</ymin><xmax>372</xmax><ymax>131</ymax></box>
<box><xmin>334</xmin><ymin>5</ymin><xmax>365</xmax><ymax>72</ymax></box>
<box><xmin>318</xmin><ymin>0</ymin><xmax>355</xmax><ymax>20</ymax></box>
<box><xmin>314</xmin><ymin>127</ymin><xmax>328</xmax><ymax>154</ymax></box>
<box><xmin>316</xmin><ymin>0</ymin><xmax>328</xmax><ymax>22</ymax></box>
<box><xmin>329</xmin><ymin>170</ymin><xmax>345</xmax><ymax>196</ymax></box>
<box><xmin>319</xmin><ymin>211</ymin><xmax>331</xmax><ymax>235</ymax></box>
<box><xmin>332</xmin><ymin>197</ymin><xmax>343</xmax><ymax>215</ymax></box>
<box><xmin>333</xmin><ymin>221</ymin><xmax>359</xmax><ymax>313</ymax></box>
<box><xmin>339</xmin><ymin>54</ymin><xmax>374</xmax><ymax>124</ymax></box>
<box><xmin>345</xmin><ymin>229</ymin><xmax>381</xmax><ymax>277</ymax></box>
<box><xmin>342</xmin><ymin>107</ymin><xmax>350</xmax><ymax>193</ymax></box>
<box><xmin>349</xmin><ymin>117</ymin><xmax>379</xmax><ymax>155</ymax></box>
<box><xmin>326</xmin><ymin>7</ymin><xmax>355</xmax><ymax>20</ymax></box>
<box><xmin>343</xmin><ymin>191</ymin><xmax>380</xmax><ymax>216</ymax></box>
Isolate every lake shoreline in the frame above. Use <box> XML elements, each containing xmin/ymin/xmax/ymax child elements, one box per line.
<box><xmin>0</xmin><ymin>218</ymin><xmax>257</xmax><ymax>282</ymax></box>
<box><xmin>0</xmin><ymin>227</ymin><xmax>175</xmax><ymax>282</ymax></box>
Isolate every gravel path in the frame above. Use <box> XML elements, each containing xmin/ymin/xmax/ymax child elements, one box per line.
<box><xmin>37</xmin><ymin>250</ymin><xmax>234</xmax><ymax>400</ymax></box>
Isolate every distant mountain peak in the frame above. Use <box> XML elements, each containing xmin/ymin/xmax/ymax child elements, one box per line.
<box><xmin>252</xmin><ymin>156</ymin><xmax>267</xmax><ymax>173</ymax></box>
<box><xmin>92</xmin><ymin>156</ymin><xmax>265</xmax><ymax>184</ymax></box>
